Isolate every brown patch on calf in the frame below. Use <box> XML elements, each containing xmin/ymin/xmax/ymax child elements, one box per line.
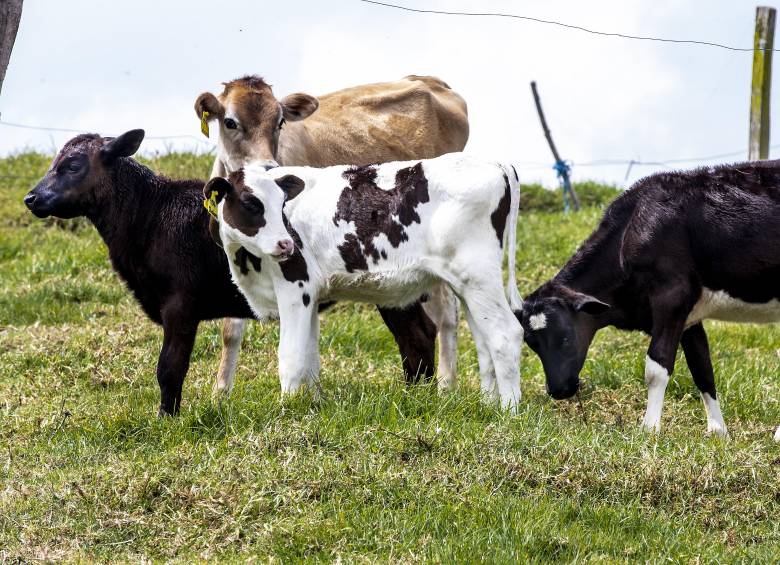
<box><xmin>221</xmin><ymin>169</ymin><xmax>266</xmax><ymax>237</ymax></box>
<box><xmin>279</xmin><ymin>214</ymin><xmax>309</xmax><ymax>283</ymax></box>
<box><xmin>234</xmin><ymin>247</ymin><xmax>262</xmax><ymax>275</ymax></box>
<box><xmin>332</xmin><ymin>163</ymin><xmax>429</xmax><ymax>272</ymax></box>
<box><xmin>491</xmin><ymin>172</ymin><xmax>511</xmax><ymax>245</ymax></box>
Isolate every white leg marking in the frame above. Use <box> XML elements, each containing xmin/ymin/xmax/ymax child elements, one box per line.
<box><xmin>641</xmin><ymin>356</ymin><xmax>669</xmax><ymax>432</ymax></box>
<box><xmin>422</xmin><ymin>283</ymin><xmax>459</xmax><ymax>392</ymax></box>
<box><xmin>701</xmin><ymin>392</ymin><xmax>727</xmax><ymax>437</ymax></box>
<box><xmin>214</xmin><ymin>318</ymin><xmax>246</xmax><ymax>396</ymax></box>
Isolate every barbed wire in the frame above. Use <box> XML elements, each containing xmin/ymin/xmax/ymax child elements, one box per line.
<box><xmin>358</xmin><ymin>0</ymin><xmax>774</xmax><ymax>53</ymax></box>
<box><xmin>0</xmin><ymin>120</ymin><xmax>214</xmax><ymax>145</ymax></box>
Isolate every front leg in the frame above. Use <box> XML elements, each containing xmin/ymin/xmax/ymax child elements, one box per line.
<box><xmin>681</xmin><ymin>322</ymin><xmax>727</xmax><ymax>436</ymax></box>
<box><xmin>642</xmin><ymin>297</ymin><xmax>688</xmax><ymax>432</ymax></box>
<box><xmin>277</xmin><ymin>296</ymin><xmax>320</xmax><ymax>395</ymax></box>
<box><xmin>157</xmin><ymin>302</ymin><xmax>198</xmax><ymax>416</ymax></box>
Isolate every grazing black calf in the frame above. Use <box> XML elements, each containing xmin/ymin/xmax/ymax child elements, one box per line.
<box><xmin>24</xmin><ymin>130</ymin><xmax>436</xmax><ymax>415</ymax></box>
<box><xmin>520</xmin><ymin>161</ymin><xmax>780</xmax><ymax>438</ymax></box>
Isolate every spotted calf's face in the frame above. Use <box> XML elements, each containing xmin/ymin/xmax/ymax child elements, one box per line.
<box><xmin>204</xmin><ymin>166</ymin><xmax>306</xmax><ymax>262</ymax></box>
<box><xmin>24</xmin><ymin>129</ymin><xmax>145</xmax><ymax>219</ymax></box>
<box><xmin>194</xmin><ymin>76</ymin><xmax>319</xmax><ymax>172</ymax></box>
<box><xmin>520</xmin><ymin>284</ymin><xmax>610</xmax><ymax>399</ymax></box>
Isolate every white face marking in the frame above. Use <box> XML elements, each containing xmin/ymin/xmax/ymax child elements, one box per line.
<box><xmin>686</xmin><ymin>288</ymin><xmax>780</xmax><ymax>327</ymax></box>
<box><xmin>641</xmin><ymin>355</ymin><xmax>670</xmax><ymax>432</ymax></box>
<box><xmin>528</xmin><ymin>312</ymin><xmax>547</xmax><ymax>331</ymax></box>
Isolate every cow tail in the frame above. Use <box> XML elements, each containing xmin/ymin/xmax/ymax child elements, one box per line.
<box><xmin>502</xmin><ymin>163</ymin><xmax>523</xmax><ymax>314</ymax></box>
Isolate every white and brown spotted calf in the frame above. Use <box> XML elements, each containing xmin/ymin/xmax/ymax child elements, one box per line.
<box><xmin>205</xmin><ymin>153</ymin><xmax>524</xmax><ymax>408</ymax></box>
<box><xmin>196</xmin><ymin>74</ymin><xmax>470</xmax><ymax>397</ymax></box>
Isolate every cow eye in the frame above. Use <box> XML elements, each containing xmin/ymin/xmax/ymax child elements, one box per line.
<box><xmin>243</xmin><ymin>197</ymin><xmax>264</xmax><ymax>215</ymax></box>
<box><xmin>224</xmin><ymin>118</ymin><xmax>238</xmax><ymax>130</ymax></box>
<box><xmin>67</xmin><ymin>160</ymin><xmax>81</xmax><ymax>173</ymax></box>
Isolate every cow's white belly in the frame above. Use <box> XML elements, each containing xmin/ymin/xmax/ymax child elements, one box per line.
<box><xmin>686</xmin><ymin>288</ymin><xmax>780</xmax><ymax>327</ymax></box>
<box><xmin>323</xmin><ymin>268</ymin><xmax>437</xmax><ymax>308</ymax></box>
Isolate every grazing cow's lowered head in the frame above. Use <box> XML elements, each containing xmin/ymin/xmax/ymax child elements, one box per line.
<box><xmin>195</xmin><ymin>76</ymin><xmax>319</xmax><ymax>172</ymax></box>
<box><xmin>204</xmin><ymin>166</ymin><xmax>305</xmax><ymax>261</ymax></box>
<box><xmin>24</xmin><ymin>129</ymin><xmax>145</xmax><ymax>219</ymax></box>
<box><xmin>520</xmin><ymin>281</ymin><xmax>609</xmax><ymax>399</ymax></box>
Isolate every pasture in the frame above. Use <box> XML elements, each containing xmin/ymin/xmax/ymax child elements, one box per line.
<box><xmin>1</xmin><ymin>152</ymin><xmax>780</xmax><ymax>562</ymax></box>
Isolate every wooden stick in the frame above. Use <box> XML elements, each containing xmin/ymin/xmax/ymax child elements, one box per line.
<box><xmin>749</xmin><ymin>6</ymin><xmax>776</xmax><ymax>161</ymax></box>
<box><xmin>530</xmin><ymin>81</ymin><xmax>581</xmax><ymax>211</ymax></box>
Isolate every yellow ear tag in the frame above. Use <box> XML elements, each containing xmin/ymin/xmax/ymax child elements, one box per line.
<box><xmin>203</xmin><ymin>190</ymin><xmax>219</xmax><ymax>219</ymax></box>
<box><xmin>200</xmin><ymin>110</ymin><xmax>210</xmax><ymax>138</ymax></box>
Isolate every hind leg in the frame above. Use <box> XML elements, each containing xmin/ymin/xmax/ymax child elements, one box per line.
<box><xmin>462</xmin><ymin>303</ymin><xmax>498</xmax><ymax>402</ymax></box>
<box><xmin>422</xmin><ymin>283</ymin><xmax>460</xmax><ymax>392</ymax></box>
<box><xmin>681</xmin><ymin>323</ymin><xmax>727</xmax><ymax>436</ymax></box>
<box><xmin>461</xmin><ymin>286</ymin><xmax>522</xmax><ymax>412</ymax></box>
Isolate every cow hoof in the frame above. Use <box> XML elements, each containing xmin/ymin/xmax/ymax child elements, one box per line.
<box><xmin>212</xmin><ymin>384</ymin><xmax>231</xmax><ymax>402</ymax></box>
<box><xmin>705</xmin><ymin>424</ymin><xmax>728</xmax><ymax>438</ymax></box>
<box><xmin>774</xmin><ymin>426</ymin><xmax>780</xmax><ymax>442</ymax></box>
<box><xmin>640</xmin><ymin>422</ymin><xmax>661</xmax><ymax>434</ymax></box>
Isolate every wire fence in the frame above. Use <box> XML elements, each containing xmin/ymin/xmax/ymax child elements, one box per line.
<box><xmin>358</xmin><ymin>0</ymin><xmax>775</xmax><ymax>53</ymax></box>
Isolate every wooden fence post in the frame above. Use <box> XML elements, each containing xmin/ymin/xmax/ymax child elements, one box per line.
<box><xmin>530</xmin><ymin>81</ymin><xmax>580</xmax><ymax>212</ymax></box>
<box><xmin>749</xmin><ymin>6</ymin><xmax>775</xmax><ymax>161</ymax></box>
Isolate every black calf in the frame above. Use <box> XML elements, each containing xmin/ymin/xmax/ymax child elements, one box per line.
<box><xmin>25</xmin><ymin>130</ymin><xmax>435</xmax><ymax>415</ymax></box>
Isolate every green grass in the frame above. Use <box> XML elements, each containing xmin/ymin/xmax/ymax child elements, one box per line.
<box><xmin>1</xmin><ymin>152</ymin><xmax>780</xmax><ymax>562</ymax></box>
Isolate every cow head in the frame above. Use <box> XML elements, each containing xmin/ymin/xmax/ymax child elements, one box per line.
<box><xmin>520</xmin><ymin>281</ymin><xmax>610</xmax><ymax>399</ymax></box>
<box><xmin>203</xmin><ymin>165</ymin><xmax>305</xmax><ymax>261</ymax></box>
<box><xmin>24</xmin><ymin>129</ymin><xmax>145</xmax><ymax>219</ymax></box>
<box><xmin>195</xmin><ymin>76</ymin><xmax>319</xmax><ymax>172</ymax></box>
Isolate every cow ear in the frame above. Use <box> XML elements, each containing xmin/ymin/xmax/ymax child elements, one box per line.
<box><xmin>573</xmin><ymin>293</ymin><xmax>610</xmax><ymax>315</ymax></box>
<box><xmin>204</xmin><ymin>176</ymin><xmax>233</xmax><ymax>204</ymax></box>
<box><xmin>194</xmin><ymin>92</ymin><xmax>225</xmax><ymax>119</ymax></box>
<box><xmin>280</xmin><ymin>93</ymin><xmax>319</xmax><ymax>122</ymax></box>
<box><xmin>100</xmin><ymin>129</ymin><xmax>144</xmax><ymax>164</ymax></box>
<box><xmin>275</xmin><ymin>174</ymin><xmax>305</xmax><ymax>200</ymax></box>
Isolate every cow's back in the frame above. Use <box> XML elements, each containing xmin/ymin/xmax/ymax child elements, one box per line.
<box><xmin>277</xmin><ymin>76</ymin><xmax>469</xmax><ymax>167</ymax></box>
<box><xmin>619</xmin><ymin>162</ymin><xmax>780</xmax><ymax>304</ymax></box>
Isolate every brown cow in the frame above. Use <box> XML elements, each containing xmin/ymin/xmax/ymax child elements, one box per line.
<box><xmin>194</xmin><ymin>75</ymin><xmax>469</xmax><ymax>397</ymax></box>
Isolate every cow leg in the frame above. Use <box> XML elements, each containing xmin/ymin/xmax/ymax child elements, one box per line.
<box><xmin>277</xmin><ymin>300</ymin><xmax>320</xmax><ymax>395</ymax></box>
<box><xmin>641</xmin><ymin>297</ymin><xmax>688</xmax><ymax>432</ymax></box>
<box><xmin>461</xmin><ymin>287</ymin><xmax>522</xmax><ymax>412</ymax></box>
<box><xmin>680</xmin><ymin>322</ymin><xmax>727</xmax><ymax>436</ymax></box>
<box><xmin>157</xmin><ymin>302</ymin><xmax>198</xmax><ymax>416</ymax></box>
<box><xmin>377</xmin><ymin>302</ymin><xmax>437</xmax><ymax>384</ymax></box>
<box><xmin>462</xmin><ymin>303</ymin><xmax>498</xmax><ymax>403</ymax></box>
<box><xmin>213</xmin><ymin>318</ymin><xmax>247</xmax><ymax>397</ymax></box>
<box><xmin>422</xmin><ymin>283</ymin><xmax>459</xmax><ymax>391</ymax></box>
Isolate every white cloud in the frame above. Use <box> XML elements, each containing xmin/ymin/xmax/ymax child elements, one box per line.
<box><xmin>0</xmin><ymin>0</ymin><xmax>774</xmax><ymax>187</ymax></box>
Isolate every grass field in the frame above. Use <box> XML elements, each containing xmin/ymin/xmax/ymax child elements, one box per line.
<box><xmin>1</xmin><ymin>152</ymin><xmax>780</xmax><ymax>562</ymax></box>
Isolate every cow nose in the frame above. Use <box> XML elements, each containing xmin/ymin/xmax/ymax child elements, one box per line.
<box><xmin>24</xmin><ymin>192</ymin><xmax>36</xmax><ymax>209</ymax></box>
<box><xmin>547</xmin><ymin>380</ymin><xmax>580</xmax><ymax>400</ymax></box>
<box><xmin>277</xmin><ymin>239</ymin><xmax>294</xmax><ymax>255</ymax></box>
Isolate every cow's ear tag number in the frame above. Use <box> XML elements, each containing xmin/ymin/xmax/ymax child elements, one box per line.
<box><xmin>204</xmin><ymin>190</ymin><xmax>219</xmax><ymax>219</ymax></box>
<box><xmin>200</xmin><ymin>111</ymin><xmax>210</xmax><ymax>138</ymax></box>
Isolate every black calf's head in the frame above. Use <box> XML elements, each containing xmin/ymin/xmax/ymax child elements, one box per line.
<box><xmin>520</xmin><ymin>282</ymin><xmax>609</xmax><ymax>399</ymax></box>
<box><xmin>24</xmin><ymin>129</ymin><xmax>145</xmax><ymax>219</ymax></box>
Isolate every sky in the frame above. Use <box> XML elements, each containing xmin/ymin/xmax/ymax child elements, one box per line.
<box><xmin>0</xmin><ymin>0</ymin><xmax>776</xmax><ymax>187</ymax></box>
